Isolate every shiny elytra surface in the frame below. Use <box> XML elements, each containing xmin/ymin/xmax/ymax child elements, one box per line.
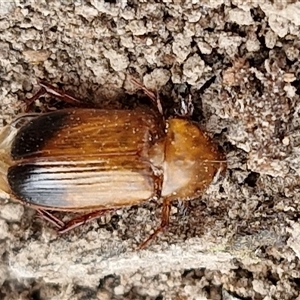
<box><xmin>7</xmin><ymin>108</ymin><xmax>164</xmax><ymax>210</ymax></box>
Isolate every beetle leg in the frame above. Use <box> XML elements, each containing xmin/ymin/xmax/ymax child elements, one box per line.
<box><xmin>138</xmin><ymin>198</ymin><xmax>171</xmax><ymax>249</ymax></box>
<box><xmin>39</xmin><ymin>82</ymin><xmax>83</xmax><ymax>106</ymax></box>
<box><xmin>130</xmin><ymin>77</ymin><xmax>163</xmax><ymax>116</ymax></box>
<box><xmin>25</xmin><ymin>81</ymin><xmax>84</xmax><ymax>111</ymax></box>
<box><xmin>24</xmin><ymin>86</ymin><xmax>47</xmax><ymax>112</ymax></box>
<box><xmin>36</xmin><ymin>209</ymin><xmax>65</xmax><ymax>228</ymax></box>
<box><xmin>57</xmin><ymin>209</ymin><xmax>114</xmax><ymax>234</ymax></box>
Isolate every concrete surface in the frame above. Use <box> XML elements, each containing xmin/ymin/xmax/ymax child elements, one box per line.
<box><xmin>1</xmin><ymin>0</ymin><xmax>300</xmax><ymax>299</ymax></box>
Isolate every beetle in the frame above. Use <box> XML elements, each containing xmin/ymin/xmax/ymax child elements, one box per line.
<box><xmin>0</xmin><ymin>79</ymin><xmax>226</xmax><ymax>248</ymax></box>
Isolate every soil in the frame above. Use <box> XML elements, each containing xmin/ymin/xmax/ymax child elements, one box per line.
<box><xmin>1</xmin><ymin>1</ymin><xmax>300</xmax><ymax>299</ymax></box>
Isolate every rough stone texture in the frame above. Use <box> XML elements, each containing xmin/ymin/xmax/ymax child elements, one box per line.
<box><xmin>1</xmin><ymin>0</ymin><xmax>300</xmax><ymax>299</ymax></box>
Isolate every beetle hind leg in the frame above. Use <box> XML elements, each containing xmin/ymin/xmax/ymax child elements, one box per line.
<box><xmin>138</xmin><ymin>198</ymin><xmax>171</xmax><ymax>249</ymax></box>
<box><xmin>36</xmin><ymin>209</ymin><xmax>65</xmax><ymax>228</ymax></box>
<box><xmin>36</xmin><ymin>209</ymin><xmax>114</xmax><ymax>233</ymax></box>
<box><xmin>57</xmin><ymin>209</ymin><xmax>114</xmax><ymax>234</ymax></box>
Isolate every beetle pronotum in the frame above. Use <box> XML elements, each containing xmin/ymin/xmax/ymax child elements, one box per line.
<box><xmin>0</xmin><ymin>79</ymin><xmax>226</xmax><ymax>248</ymax></box>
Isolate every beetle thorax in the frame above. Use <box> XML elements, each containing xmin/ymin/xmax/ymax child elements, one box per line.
<box><xmin>161</xmin><ymin>118</ymin><xmax>225</xmax><ymax>201</ymax></box>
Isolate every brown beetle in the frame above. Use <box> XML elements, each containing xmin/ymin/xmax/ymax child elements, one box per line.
<box><xmin>0</xmin><ymin>79</ymin><xmax>226</xmax><ymax>248</ymax></box>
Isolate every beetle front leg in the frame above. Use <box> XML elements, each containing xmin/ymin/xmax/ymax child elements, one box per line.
<box><xmin>130</xmin><ymin>77</ymin><xmax>164</xmax><ymax>116</ymax></box>
<box><xmin>25</xmin><ymin>81</ymin><xmax>84</xmax><ymax>111</ymax></box>
<box><xmin>138</xmin><ymin>198</ymin><xmax>171</xmax><ymax>249</ymax></box>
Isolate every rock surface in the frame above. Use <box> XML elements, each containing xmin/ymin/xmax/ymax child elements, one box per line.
<box><xmin>1</xmin><ymin>0</ymin><xmax>300</xmax><ymax>299</ymax></box>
